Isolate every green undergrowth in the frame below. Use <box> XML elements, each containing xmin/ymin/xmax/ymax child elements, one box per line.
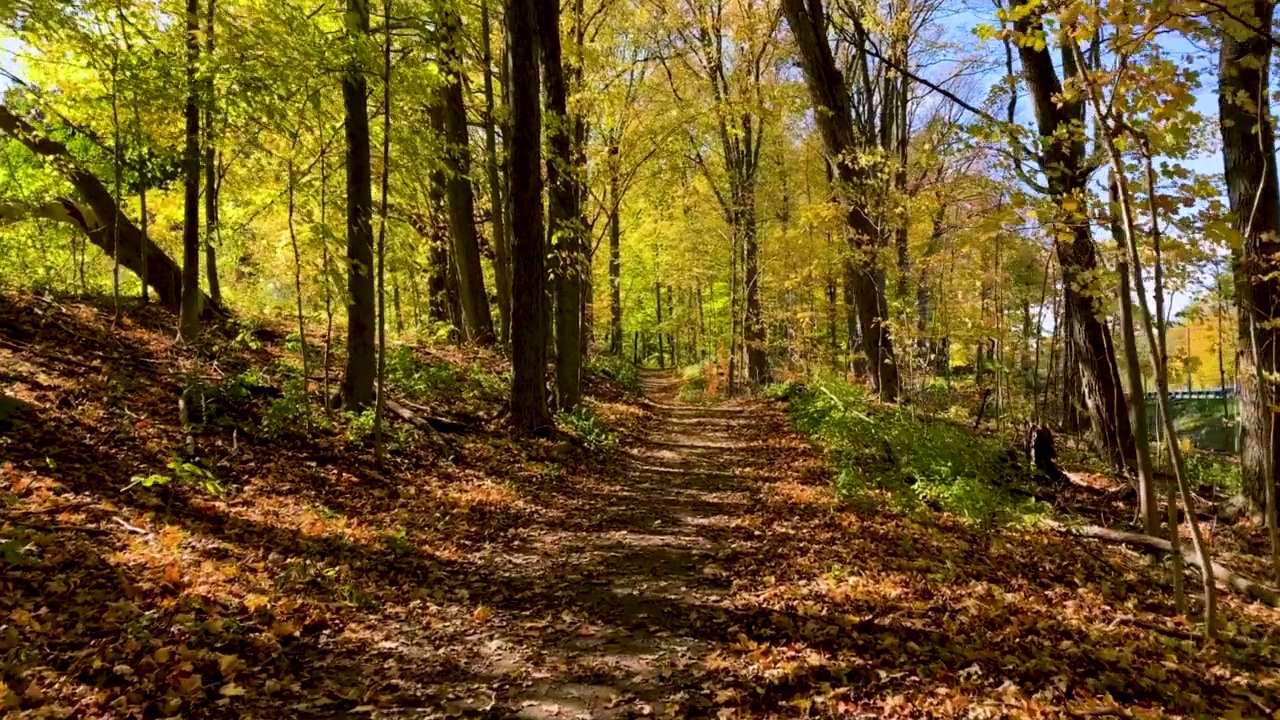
<box><xmin>784</xmin><ymin>375</ymin><xmax>1048</xmax><ymax>525</ymax></box>
<box><xmin>586</xmin><ymin>355</ymin><xmax>641</xmax><ymax>393</ymax></box>
<box><xmin>677</xmin><ymin>363</ymin><xmax>713</xmax><ymax>403</ymax></box>
<box><xmin>556</xmin><ymin>405</ymin><xmax>618</xmax><ymax>449</ymax></box>
<box><xmin>384</xmin><ymin>345</ymin><xmax>506</xmax><ymax>405</ymax></box>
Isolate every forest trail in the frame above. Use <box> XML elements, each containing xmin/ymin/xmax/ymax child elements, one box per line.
<box><xmin>8</xmin><ymin>296</ymin><xmax>1280</xmax><ymax>719</ymax></box>
<box><xmin>456</xmin><ymin>370</ymin><xmax>821</xmax><ymax>718</ymax></box>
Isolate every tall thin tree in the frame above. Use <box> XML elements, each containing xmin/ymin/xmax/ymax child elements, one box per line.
<box><xmin>374</xmin><ymin>0</ymin><xmax>392</xmax><ymax>464</ymax></box>
<box><xmin>178</xmin><ymin>0</ymin><xmax>202</xmax><ymax>343</ymax></box>
<box><xmin>204</xmin><ymin>0</ymin><xmax>222</xmax><ymax>306</ymax></box>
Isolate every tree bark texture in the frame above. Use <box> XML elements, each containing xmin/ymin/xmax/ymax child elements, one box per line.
<box><xmin>783</xmin><ymin>0</ymin><xmax>898</xmax><ymax>399</ymax></box>
<box><xmin>1014</xmin><ymin>16</ymin><xmax>1135</xmax><ymax>471</ymax></box>
<box><xmin>539</xmin><ymin>0</ymin><xmax>583</xmax><ymax>410</ymax></box>
<box><xmin>438</xmin><ymin>2</ymin><xmax>496</xmax><ymax>345</ymax></box>
<box><xmin>178</xmin><ymin>0</ymin><xmax>202</xmax><ymax>343</ymax></box>
<box><xmin>1219</xmin><ymin>0</ymin><xmax>1280</xmax><ymax>517</ymax></box>
<box><xmin>341</xmin><ymin>0</ymin><xmax>377</xmax><ymax>408</ymax></box>
<box><xmin>508</xmin><ymin>0</ymin><xmax>554</xmax><ymax>433</ymax></box>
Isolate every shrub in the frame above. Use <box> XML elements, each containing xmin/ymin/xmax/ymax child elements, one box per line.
<box><xmin>261</xmin><ymin>379</ymin><xmax>329</xmax><ymax>438</ymax></box>
<box><xmin>126</xmin><ymin>458</ymin><xmax>225</xmax><ymax>496</ymax></box>
<box><xmin>1184</xmin><ymin>452</ymin><xmax>1239</xmax><ymax>494</ymax></box>
<box><xmin>556</xmin><ymin>406</ymin><xmax>617</xmax><ymax>449</ymax></box>
<box><xmin>343</xmin><ymin>409</ymin><xmax>378</xmax><ymax>444</ymax></box>
<box><xmin>790</xmin><ymin>375</ymin><xmax>1045</xmax><ymax>524</ymax></box>
<box><xmin>677</xmin><ymin>363</ymin><xmax>712</xmax><ymax>403</ymax></box>
<box><xmin>763</xmin><ymin>379</ymin><xmax>803</xmax><ymax>401</ymax></box>
<box><xmin>384</xmin><ymin>345</ymin><xmax>459</xmax><ymax>399</ymax></box>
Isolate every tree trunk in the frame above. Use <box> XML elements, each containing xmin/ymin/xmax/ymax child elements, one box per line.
<box><xmin>481</xmin><ymin>0</ymin><xmax>512</xmax><ymax>347</ymax></box>
<box><xmin>608</xmin><ymin>149</ymin><xmax>623</xmax><ymax>355</ymax></box>
<box><xmin>178</xmin><ymin>0</ymin><xmax>202</xmax><ymax>343</ymax></box>
<box><xmin>1219</xmin><ymin>0</ymin><xmax>1280</xmax><ymax>518</ymax></box>
<box><xmin>341</xmin><ymin>0</ymin><xmax>376</xmax><ymax>409</ymax></box>
<box><xmin>1110</xmin><ymin>173</ymin><xmax>1160</xmax><ymax>535</ymax></box>
<box><xmin>439</xmin><ymin>3</ymin><xmax>495</xmax><ymax>345</ymax></box>
<box><xmin>0</xmin><ymin>107</ymin><xmax>206</xmax><ymax>309</ymax></box>
<box><xmin>539</xmin><ymin>0</ymin><xmax>582</xmax><ymax>410</ymax></box>
<box><xmin>508</xmin><ymin>0</ymin><xmax>553</xmax><ymax>433</ymax></box>
<box><xmin>1014</xmin><ymin>16</ymin><xmax>1134</xmax><ymax>471</ymax></box>
<box><xmin>741</xmin><ymin>187</ymin><xmax>767</xmax><ymax>385</ymax></box>
<box><xmin>666</xmin><ymin>284</ymin><xmax>677</xmax><ymax>367</ymax></box>
<box><xmin>203</xmin><ymin>0</ymin><xmax>221</xmax><ymax>306</ymax></box>
<box><xmin>783</xmin><ymin>0</ymin><xmax>897</xmax><ymax>400</ymax></box>
<box><xmin>655</xmin><ymin>279</ymin><xmax>665</xmax><ymax>369</ymax></box>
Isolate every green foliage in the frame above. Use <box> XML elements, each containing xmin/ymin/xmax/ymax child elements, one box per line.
<box><xmin>677</xmin><ymin>363</ymin><xmax>712</xmax><ymax>403</ymax></box>
<box><xmin>1184</xmin><ymin>452</ymin><xmax>1239</xmax><ymax>493</ymax></box>
<box><xmin>587</xmin><ymin>355</ymin><xmax>640</xmax><ymax>392</ymax></box>
<box><xmin>343</xmin><ymin>409</ymin><xmax>378</xmax><ymax>445</ymax></box>
<box><xmin>125</xmin><ymin>458</ymin><xmax>224</xmax><ymax>496</ymax></box>
<box><xmin>762</xmin><ymin>379</ymin><xmax>802</xmax><ymax>401</ymax></box>
<box><xmin>261</xmin><ymin>379</ymin><xmax>330</xmax><ymax>438</ymax></box>
<box><xmin>789</xmin><ymin>376</ymin><xmax>1046</xmax><ymax>524</ymax></box>
<box><xmin>384</xmin><ymin>346</ymin><xmax>504</xmax><ymax>404</ymax></box>
<box><xmin>556</xmin><ymin>406</ymin><xmax>617</xmax><ymax>449</ymax></box>
<box><xmin>228</xmin><ymin>318</ymin><xmax>268</xmax><ymax>350</ymax></box>
<box><xmin>0</xmin><ymin>538</ymin><xmax>35</xmax><ymax>567</ymax></box>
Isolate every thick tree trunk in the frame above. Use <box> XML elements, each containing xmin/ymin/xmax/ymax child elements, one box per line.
<box><xmin>1015</xmin><ymin>17</ymin><xmax>1134</xmax><ymax>471</ymax></box>
<box><xmin>1219</xmin><ymin>0</ymin><xmax>1280</xmax><ymax>518</ymax></box>
<box><xmin>341</xmin><ymin>0</ymin><xmax>376</xmax><ymax>409</ymax></box>
<box><xmin>0</xmin><ymin>107</ymin><xmax>204</xmax><ymax>310</ymax></box>
<box><xmin>508</xmin><ymin>0</ymin><xmax>553</xmax><ymax>433</ymax></box>
<box><xmin>480</xmin><ymin>0</ymin><xmax>512</xmax><ymax>347</ymax></box>
<box><xmin>439</xmin><ymin>3</ymin><xmax>496</xmax><ymax>345</ymax></box>
<box><xmin>178</xmin><ymin>0</ymin><xmax>202</xmax><ymax>343</ymax></box>
<box><xmin>539</xmin><ymin>0</ymin><xmax>583</xmax><ymax>410</ymax></box>
<box><xmin>783</xmin><ymin>0</ymin><xmax>898</xmax><ymax>400</ymax></box>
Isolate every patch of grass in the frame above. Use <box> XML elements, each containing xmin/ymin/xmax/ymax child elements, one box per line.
<box><xmin>261</xmin><ymin>378</ymin><xmax>331</xmax><ymax>438</ymax></box>
<box><xmin>788</xmin><ymin>375</ymin><xmax>1046</xmax><ymax>524</ymax></box>
<box><xmin>1184</xmin><ymin>452</ymin><xmax>1239</xmax><ymax>493</ymax></box>
<box><xmin>763</xmin><ymin>379</ymin><xmax>803</xmax><ymax>401</ymax></box>
<box><xmin>556</xmin><ymin>406</ymin><xmax>617</xmax><ymax>449</ymax></box>
<box><xmin>385</xmin><ymin>345</ymin><xmax>462</xmax><ymax>399</ymax></box>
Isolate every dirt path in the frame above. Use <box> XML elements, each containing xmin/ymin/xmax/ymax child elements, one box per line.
<box><xmin>425</xmin><ymin>370</ymin><xmax>830</xmax><ymax>718</ymax></box>
<box><xmin>9</xmin><ymin>297</ymin><xmax>1280</xmax><ymax>719</ymax></box>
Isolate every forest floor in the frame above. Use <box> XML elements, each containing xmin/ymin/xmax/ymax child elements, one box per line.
<box><xmin>5</xmin><ymin>293</ymin><xmax>1280</xmax><ymax>718</ymax></box>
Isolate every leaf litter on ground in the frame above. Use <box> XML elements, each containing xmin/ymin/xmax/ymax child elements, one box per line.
<box><xmin>2</xmin><ymin>293</ymin><xmax>1280</xmax><ymax>718</ymax></box>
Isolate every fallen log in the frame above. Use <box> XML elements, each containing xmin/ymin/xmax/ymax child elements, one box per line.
<box><xmin>384</xmin><ymin>399</ymin><xmax>444</xmax><ymax>444</ymax></box>
<box><xmin>398</xmin><ymin>400</ymin><xmax>473</xmax><ymax>433</ymax></box>
<box><xmin>0</xmin><ymin>104</ymin><xmax>219</xmax><ymax>312</ymax></box>
<box><xmin>1045</xmin><ymin>520</ymin><xmax>1280</xmax><ymax>607</ymax></box>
